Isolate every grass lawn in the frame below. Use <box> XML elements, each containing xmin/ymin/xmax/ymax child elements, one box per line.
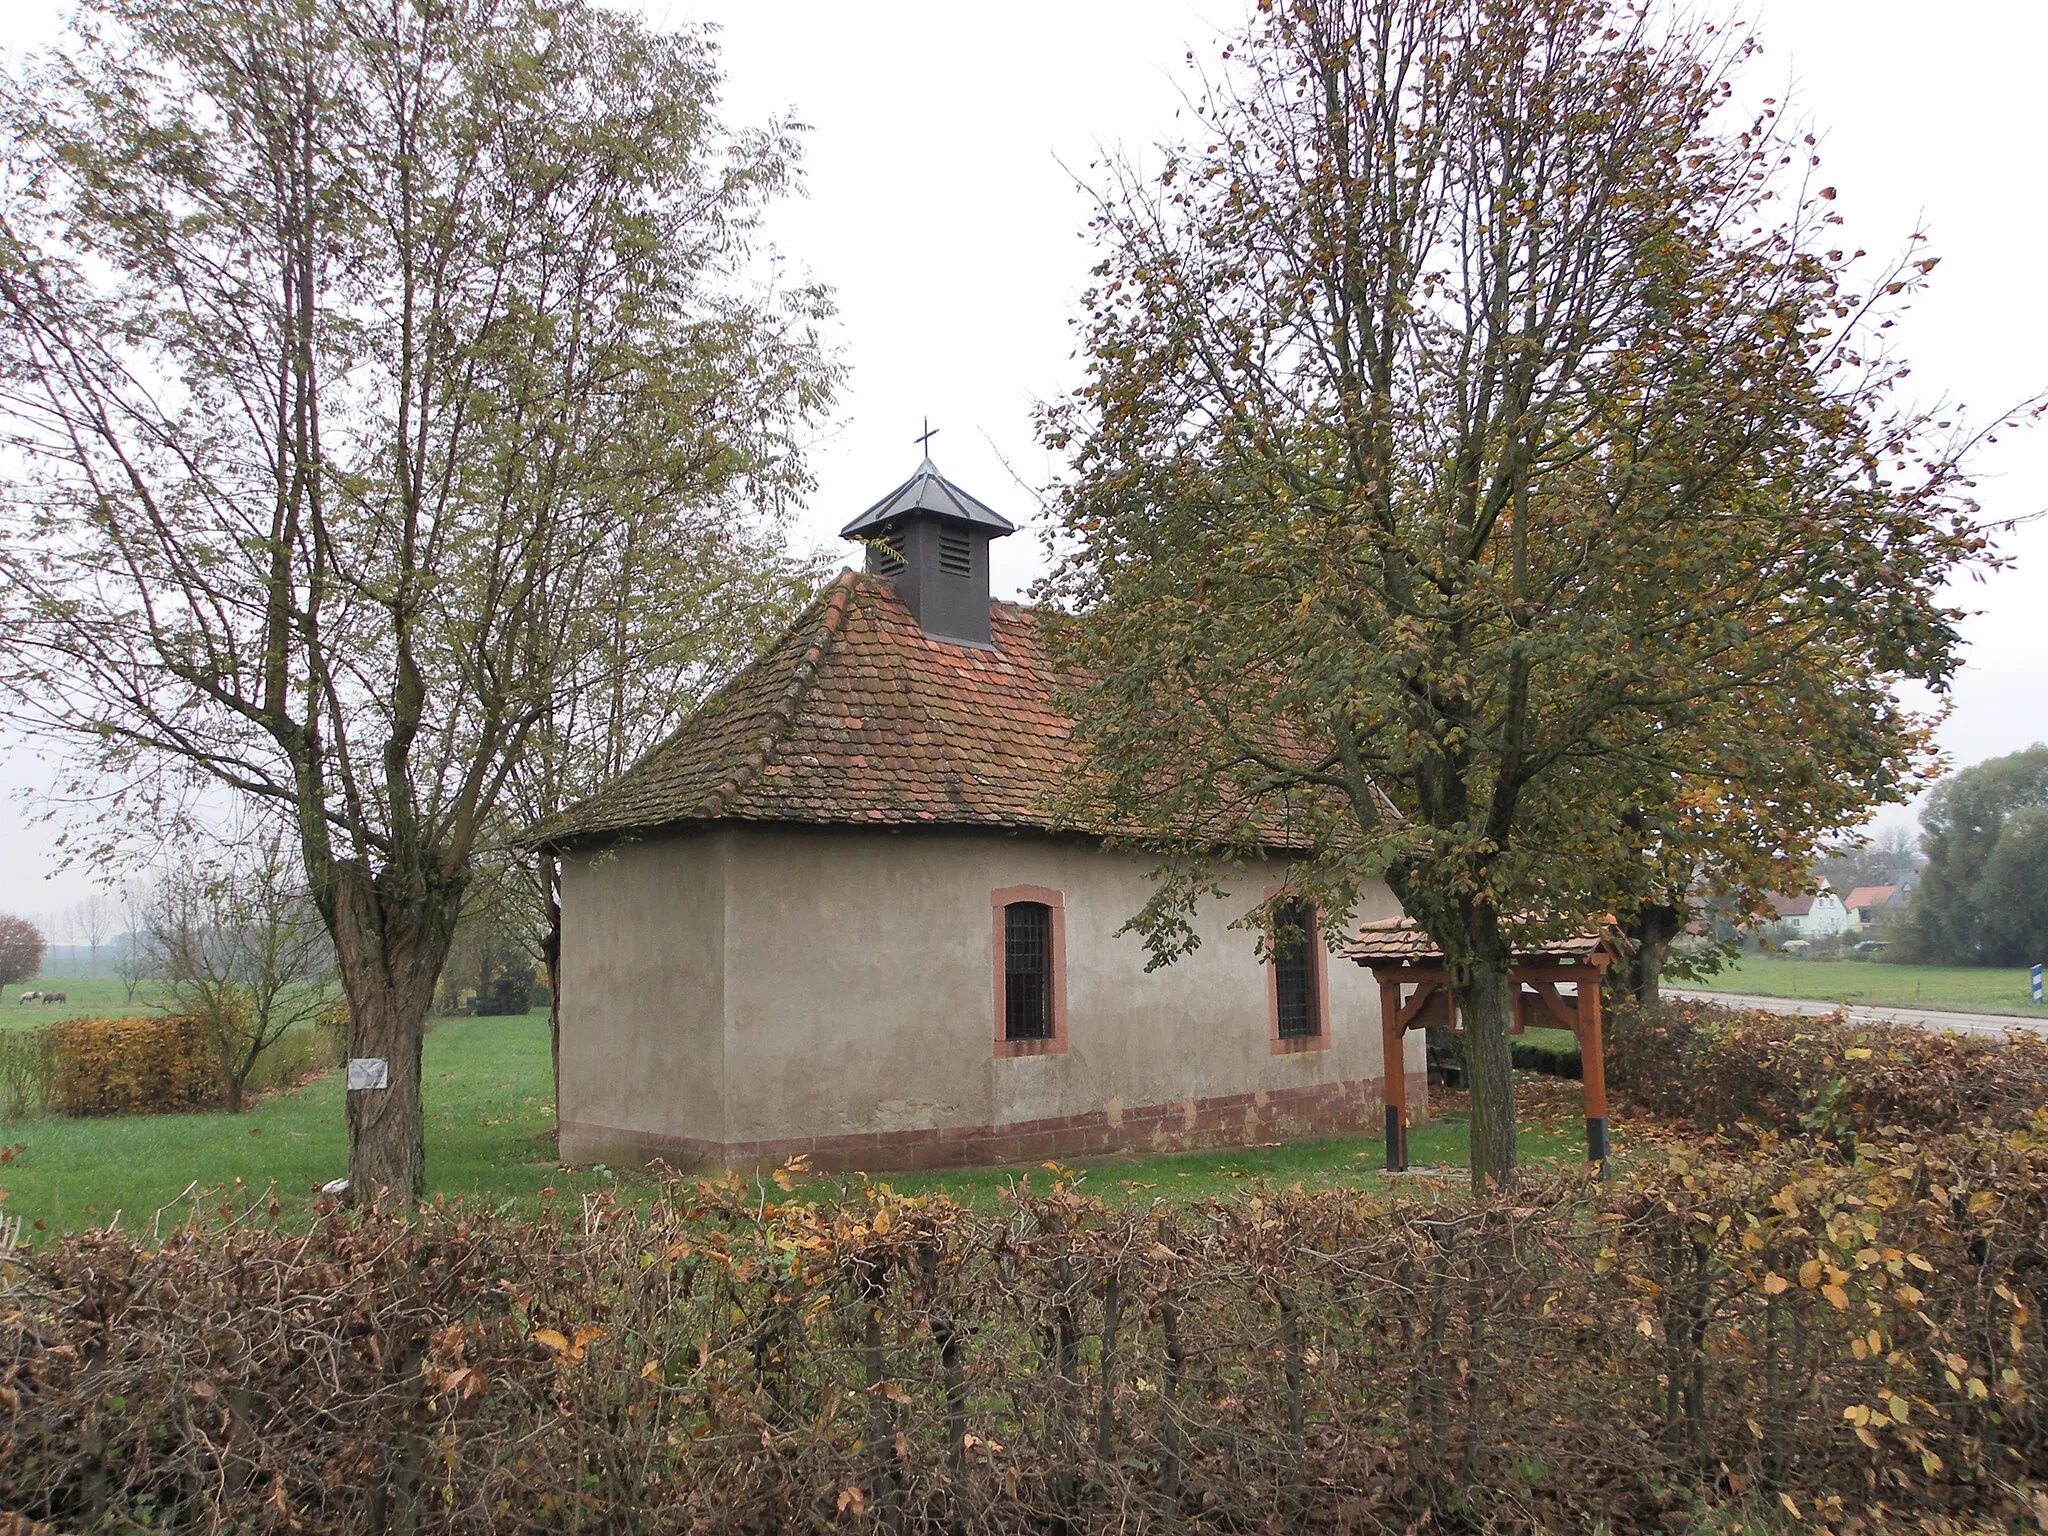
<box><xmin>0</xmin><ymin>1010</ymin><xmax>1615</xmax><ymax>1237</ymax></box>
<box><xmin>1687</xmin><ymin>954</ymin><xmax>2046</xmax><ymax>1016</ymax></box>
<box><xmin>0</xmin><ymin>1011</ymin><xmax>613</xmax><ymax>1238</ymax></box>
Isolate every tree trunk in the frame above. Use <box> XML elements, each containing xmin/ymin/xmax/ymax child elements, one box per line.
<box><xmin>323</xmin><ymin>860</ymin><xmax>463</xmax><ymax>1203</ymax></box>
<box><xmin>542</xmin><ymin>854</ymin><xmax>563</xmax><ymax>1125</ymax></box>
<box><xmin>1623</xmin><ymin>903</ymin><xmax>1683</xmax><ymax>1007</ymax></box>
<box><xmin>1456</xmin><ymin>955</ymin><xmax>1518</xmax><ymax>1193</ymax></box>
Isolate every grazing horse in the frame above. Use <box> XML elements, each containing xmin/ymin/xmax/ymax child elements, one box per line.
<box><xmin>16</xmin><ymin>991</ymin><xmax>41</xmax><ymax>1005</ymax></box>
<box><xmin>39</xmin><ymin>992</ymin><xmax>66</xmax><ymax>1005</ymax></box>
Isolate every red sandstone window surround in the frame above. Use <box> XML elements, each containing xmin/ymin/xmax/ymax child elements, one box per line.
<box><xmin>992</xmin><ymin>885</ymin><xmax>1067</xmax><ymax>1057</ymax></box>
<box><xmin>1265</xmin><ymin>892</ymin><xmax>1332</xmax><ymax>1055</ymax></box>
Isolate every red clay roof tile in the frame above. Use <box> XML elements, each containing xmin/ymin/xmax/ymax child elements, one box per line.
<box><xmin>534</xmin><ymin>571</ymin><xmax>1110</xmax><ymax>847</ymax></box>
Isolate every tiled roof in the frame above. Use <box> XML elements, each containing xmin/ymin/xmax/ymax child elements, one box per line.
<box><xmin>1768</xmin><ymin>893</ymin><xmax>1819</xmax><ymax>918</ymax></box>
<box><xmin>533</xmin><ymin>571</ymin><xmax>1112</xmax><ymax>848</ymax></box>
<box><xmin>1346</xmin><ymin>916</ymin><xmax>1621</xmax><ymax>968</ymax></box>
<box><xmin>1842</xmin><ymin>885</ymin><xmax>1898</xmax><ymax>912</ymax></box>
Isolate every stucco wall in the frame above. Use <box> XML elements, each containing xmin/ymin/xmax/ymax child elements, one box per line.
<box><xmin>556</xmin><ymin>831</ymin><xmax>728</xmax><ymax>1165</ymax></box>
<box><xmin>559</xmin><ymin>824</ymin><xmax>1424</xmax><ymax>1167</ymax></box>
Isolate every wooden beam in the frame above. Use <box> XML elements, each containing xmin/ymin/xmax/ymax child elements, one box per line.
<box><xmin>1576</xmin><ymin>969</ymin><xmax>1610</xmax><ymax>1171</ymax></box>
<box><xmin>1396</xmin><ymin>979</ymin><xmax>1445</xmax><ymax>1029</ymax></box>
<box><xmin>1379</xmin><ymin>980</ymin><xmax>1408</xmax><ymax>1172</ymax></box>
<box><xmin>1361</xmin><ymin>964</ymin><xmax>1451</xmax><ymax>983</ymax></box>
<box><xmin>1524</xmin><ymin>979</ymin><xmax>1579</xmax><ymax>1031</ymax></box>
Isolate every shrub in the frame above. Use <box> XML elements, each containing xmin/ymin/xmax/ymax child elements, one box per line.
<box><xmin>1510</xmin><ymin>1026</ymin><xmax>1581</xmax><ymax>1078</ymax></box>
<box><xmin>0</xmin><ymin>1026</ymin><xmax>55</xmax><ymax>1119</ymax></box>
<box><xmin>4</xmin><ymin>1125</ymin><xmax>2045</xmax><ymax>1534</ymax></box>
<box><xmin>1607</xmin><ymin>997</ymin><xmax>2048</xmax><ymax>1144</ymax></box>
<box><xmin>46</xmin><ymin>1015</ymin><xmax>219</xmax><ymax>1116</ymax></box>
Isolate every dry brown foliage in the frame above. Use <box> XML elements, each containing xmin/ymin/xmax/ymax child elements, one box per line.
<box><xmin>45</xmin><ymin>1015</ymin><xmax>217</xmax><ymax>1116</ymax></box>
<box><xmin>2</xmin><ymin>1108</ymin><xmax>2044</xmax><ymax>1534</ymax></box>
<box><xmin>1608</xmin><ymin>999</ymin><xmax>2048</xmax><ymax>1146</ymax></box>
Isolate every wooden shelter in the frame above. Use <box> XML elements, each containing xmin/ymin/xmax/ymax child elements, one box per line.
<box><xmin>1348</xmin><ymin>917</ymin><xmax>1626</xmax><ymax>1172</ymax></box>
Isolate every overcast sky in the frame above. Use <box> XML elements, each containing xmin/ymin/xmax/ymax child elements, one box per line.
<box><xmin>1</xmin><ymin>0</ymin><xmax>2042</xmax><ymax>926</ymax></box>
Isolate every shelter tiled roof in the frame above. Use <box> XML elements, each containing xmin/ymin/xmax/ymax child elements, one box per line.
<box><xmin>533</xmin><ymin>571</ymin><xmax>1103</xmax><ymax>848</ymax></box>
<box><xmin>1346</xmin><ymin>916</ymin><xmax>1621</xmax><ymax>967</ymax></box>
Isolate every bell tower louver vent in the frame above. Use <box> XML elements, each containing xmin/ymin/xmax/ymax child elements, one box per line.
<box><xmin>868</xmin><ymin>529</ymin><xmax>906</xmax><ymax>578</ymax></box>
<box><xmin>938</xmin><ymin>526</ymin><xmax>972</xmax><ymax>577</ymax></box>
<box><xmin>839</xmin><ymin>454</ymin><xmax>1017</xmax><ymax>648</ymax></box>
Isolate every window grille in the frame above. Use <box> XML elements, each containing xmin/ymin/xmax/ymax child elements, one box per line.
<box><xmin>938</xmin><ymin>526</ymin><xmax>973</xmax><ymax>577</ymax></box>
<box><xmin>1004</xmin><ymin>901</ymin><xmax>1052</xmax><ymax>1040</ymax></box>
<box><xmin>1273</xmin><ymin>901</ymin><xmax>1320</xmax><ymax>1039</ymax></box>
<box><xmin>869</xmin><ymin>530</ymin><xmax>906</xmax><ymax>577</ymax></box>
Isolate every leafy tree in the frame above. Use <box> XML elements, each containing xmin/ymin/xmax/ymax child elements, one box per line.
<box><xmin>0</xmin><ymin>0</ymin><xmax>838</xmax><ymax>1196</ymax></box>
<box><xmin>145</xmin><ymin>832</ymin><xmax>334</xmax><ymax>1112</ymax></box>
<box><xmin>1041</xmin><ymin>0</ymin><xmax>1994</xmax><ymax>1187</ymax></box>
<box><xmin>1901</xmin><ymin>746</ymin><xmax>2048</xmax><ymax>965</ymax></box>
<box><xmin>0</xmin><ymin>914</ymin><xmax>45</xmax><ymax>998</ymax></box>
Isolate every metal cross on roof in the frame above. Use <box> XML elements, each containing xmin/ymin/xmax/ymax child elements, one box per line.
<box><xmin>914</xmin><ymin>418</ymin><xmax>939</xmax><ymax>457</ymax></box>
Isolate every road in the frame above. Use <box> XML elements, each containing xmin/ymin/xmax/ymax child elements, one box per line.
<box><xmin>1671</xmin><ymin>989</ymin><xmax>2048</xmax><ymax>1041</ymax></box>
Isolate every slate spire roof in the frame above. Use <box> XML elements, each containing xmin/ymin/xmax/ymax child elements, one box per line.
<box><xmin>838</xmin><ymin>457</ymin><xmax>1017</xmax><ymax>540</ymax></box>
<box><xmin>532</xmin><ymin>571</ymin><xmax>1086</xmax><ymax>849</ymax></box>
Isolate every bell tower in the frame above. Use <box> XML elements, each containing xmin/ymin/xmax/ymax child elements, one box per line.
<box><xmin>840</xmin><ymin>456</ymin><xmax>1016</xmax><ymax>648</ymax></box>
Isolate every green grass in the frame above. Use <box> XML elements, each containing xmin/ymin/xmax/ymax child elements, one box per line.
<box><xmin>0</xmin><ymin>1012</ymin><xmax>615</xmax><ymax>1237</ymax></box>
<box><xmin>1</xmin><ymin>973</ymin><xmax>179</xmax><ymax>1026</ymax></box>
<box><xmin>0</xmin><ymin>1010</ymin><xmax>1614</xmax><ymax>1236</ymax></box>
<box><xmin>866</xmin><ymin>1100</ymin><xmax>1594</xmax><ymax>1208</ymax></box>
<box><xmin>1688</xmin><ymin>954</ymin><xmax>2046</xmax><ymax>1016</ymax></box>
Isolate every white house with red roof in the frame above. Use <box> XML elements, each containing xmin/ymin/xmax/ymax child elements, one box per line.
<box><xmin>1766</xmin><ymin>882</ymin><xmax>1856</xmax><ymax>939</ymax></box>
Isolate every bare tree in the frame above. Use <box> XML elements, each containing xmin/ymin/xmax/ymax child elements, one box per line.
<box><xmin>112</xmin><ymin>883</ymin><xmax>157</xmax><ymax>1006</ymax></box>
<box><xmin>146</xmin><ymin>835</ymin><xmax>334</xmax><ymax>1112</ymax></box>
<box><xmin>0</xmin><ymin>0</ymin><xmax>838</xmax><ymax>1195</ymax></box>
<box><xmin>69</xmin><ymin>892</ymin><xmax>114</xmax><ymax>979</ymax></box>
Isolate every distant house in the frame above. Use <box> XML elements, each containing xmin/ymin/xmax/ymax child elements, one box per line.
<box><xmin>1842</xmin><ymin>881</ymin><xmax>1913</xmax><ymax>933</ymax></box>
<box><xmin>1767</xmin><ymin>883</ymin><xmax>1856</xmax><ymax>940</ymax></box>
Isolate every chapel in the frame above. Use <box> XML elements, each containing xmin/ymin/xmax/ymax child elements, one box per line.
<box><xmin>534</xmin><ymin>457</ymin><xmax>1423</xmax><ymax>1170</ymax></box>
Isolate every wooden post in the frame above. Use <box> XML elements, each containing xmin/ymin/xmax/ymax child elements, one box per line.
<box><xmin>1378</xmin><ymin>977</ymin><xmax>1407</xmax><ymax>1171</ymax></box>
<box><xmin>1577</xmin><ymin>971</ymin><xmax>1610</xmax><ymax>1172</ymax></box>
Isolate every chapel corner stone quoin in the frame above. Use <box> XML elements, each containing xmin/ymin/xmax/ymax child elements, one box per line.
<box><xmin>528</xmin><ymin>454</ymin><xmax>1425</xmax><ymax>1172</ymax></box>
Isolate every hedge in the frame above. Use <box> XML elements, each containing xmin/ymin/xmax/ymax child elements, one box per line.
<box><xmin>4</xmin><ymin>1121</ymin><xmax>2044</xmax><ymax>1534</ymax></box>
<box><xmin>1607</xmin><ymin>998</ymin><xmax>2048</xmax><ymax>1145</ymax></box>
<box><xmin>45</xmin><ymin>1014</ymin><xmax>218</xmax><ymax>1116</ymax></box>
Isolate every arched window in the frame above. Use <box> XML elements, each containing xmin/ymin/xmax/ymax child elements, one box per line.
<box><xmin>992</xmin><ymin>885</ymin><xmax>1065</xmax><ymax>1056</ymax></box>
<box><xmin>1003</xmin><ymin>901</ymin><xmax>1052</xmax><ymax>1040</ymax></box>
<box><xmin>1272</xmin><ymin>900</ymin><xmax>1321</xmax><ymax>1040</ymax></box>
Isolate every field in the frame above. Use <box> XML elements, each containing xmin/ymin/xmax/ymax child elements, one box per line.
<box><xmin>0</xmin><ymin>1010</ymin><xmax>1602</xmax><ymax>1235</ymax></box>
<box><xmin>1688</xmin><ymin>954</ymin><xmax>2044</xmax><ymax>1015</ymax></box>
<box><xmin>1</xmin><ymin>973</ymin><xmax>179</xmax><ymax>1025</ymax></box>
